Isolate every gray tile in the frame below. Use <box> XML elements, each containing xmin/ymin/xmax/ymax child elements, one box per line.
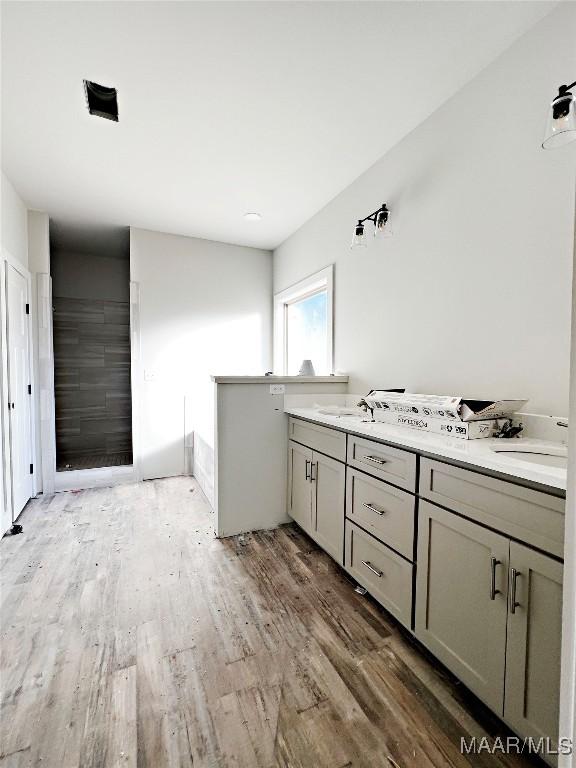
<box><xmin>53</xmin><ymin>297</ymin><xmax>105</xmax><ymax>325</ymax></box>
<box><xmin>80</xmin><ymin>323</ymin><xmax>129</xmax><ymax>343</ymax></box>
<box><xmin>56</xmin><ymin>343</ymin><xmax>105</xmax><ymax>369</ymax></box>
<box><xmin>106</xmin><ymin>392</ymin><xmax>132</xmax><ymax>417</ymax></box>
<box><xmin>104</xmin><ymin>302</ymin><xmax>130</xmax><ymax>325</ymax></box>
<box><xmin>78</xmin><ymin>368</ymin><xmax>130</xmax><ymax>391</ymax></box>
<box><xmin>54</xmin><ymin>416</ymin><xmax>80</xmax><ymax>436</ymax></box>
<box><xmin>105</xmin><ymin>351</ymin><xmax>131</xmax><ymax>368</ymax></box>
<box><xmin>54</xmin><ymin>297</ymin><xmax>132</xmax><ymax>462</ymax></box>
<box><xmin>106</xmin><ymin>435</ymin><xmax>132</xmax><ymax>453</ymax></box>
<box><xmin>58</xmin><ymin>433</ymin><xmax>106</xmax><ymax>455</ymax></box>
<box><xmin>54</xmin><ymin>369</ymin><xmax>79</xmax><ymax>390</ymax></box>
<box><xmin>82</xmin><ymin>416</ymin><xmax>131</xmax><ymax>436</ymax></box>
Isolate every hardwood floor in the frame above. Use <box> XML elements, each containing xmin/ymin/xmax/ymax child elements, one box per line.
<box><xmin>0</xmin><ymin>477</ymin><xmax>541</xmax><ymax>768</ymax></box>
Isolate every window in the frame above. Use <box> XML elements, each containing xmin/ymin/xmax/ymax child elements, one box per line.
<box><xmin>274</xmin><ymin>265</ymin><xmax>333</xmax><ymax>375</ymax></box>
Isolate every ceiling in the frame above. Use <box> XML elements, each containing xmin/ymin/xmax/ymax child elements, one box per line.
<box><xmin>1</xmin><ymin>1</ymin><xmax>556</xmax><ymax>250</ymax></box>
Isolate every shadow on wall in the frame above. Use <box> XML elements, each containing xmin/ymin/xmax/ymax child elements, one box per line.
<box><xmin>191</xmin><ymin>432</ymin><xmax>213</xmax><ymax>507</ymax></box>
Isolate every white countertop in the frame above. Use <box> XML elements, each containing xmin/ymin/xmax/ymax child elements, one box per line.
<box><xmin>285</xmin><ymin>407</ymin><xmax>567</xmax><ymax>492</ymax></box>
<box><xmin>212</xmin><ymin>375</ymin><xmax>349</xmax><ymax>384</ymax></box>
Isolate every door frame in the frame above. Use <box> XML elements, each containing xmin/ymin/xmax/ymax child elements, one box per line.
<box><xmin>129</xmin><ymin>280</ymin><xmax>142</xmax><ymax>483</ymax></box>
<box><xmin>0</xmin><ymin>249</ymin><xmax>38</xmax><ymax>526</ymax></box>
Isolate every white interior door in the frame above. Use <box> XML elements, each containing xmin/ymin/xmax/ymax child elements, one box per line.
<box><xmin>6</xmin><ymin>263</ymin><xmax>32</xmax><ymax>519</ymax></box>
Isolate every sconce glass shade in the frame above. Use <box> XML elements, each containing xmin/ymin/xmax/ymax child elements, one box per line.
<box><xmin>543</xmin><ymin>88</ymin><xmax>576</xmax><ymax>149</ymax></box>
<box><xmin>374</xmin><ymin>206</ymin><xmax>392</xmax><ymax>238</ymax></box>
<box><xmin>351</xmin><ymin>222</ymin><xmax>367</xmax><ymax>249</ymax></box>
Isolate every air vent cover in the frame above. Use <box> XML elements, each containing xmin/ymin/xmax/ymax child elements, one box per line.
<box><xmin>83</xmin><ymin>80</ymin><xmax>118</xmax><ymax>121</ymax></box>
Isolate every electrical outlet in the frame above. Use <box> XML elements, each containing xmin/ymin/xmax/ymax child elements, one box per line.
<box><xmin>269</xmin><ymin>384</ymin><xmax>285</xmax><ymax>395</ymax></box>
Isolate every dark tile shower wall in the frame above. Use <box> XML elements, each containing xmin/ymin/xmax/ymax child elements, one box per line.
<box><xmin>53</xmin><ymin>297</ymin><xmax>132</xmax><ymax>468</ymax></box>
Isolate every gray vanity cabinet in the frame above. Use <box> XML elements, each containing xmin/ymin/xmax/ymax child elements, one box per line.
<box><xmin>288</xmin><ymin>440</ymin><xmax>313</xmax><ymax>535</ymax></box>
<box><xmin>288</xmin><ymin>439</ymin><xmax>345</xmax><ymax>564</ymax></box>
<box><xmin>504</xmin><ymin>542</ymin><xmax>563</xmax><ymax>752</ymax></box>
<box><xmin>345</xmin><ymin>521</ymin><xmax>413</xmax><ymax>628</ymax></box>
<box><xmin>288</xmin><ymin>415</ymin><xmax>565</xmax><ymax>764</ymax></box>
<box><xmin>415</xmin><ymin>500</ymin><xmax>509</xmax><ymax>713</ymax></box>
<box><xmin>312</xmin><ymin>452</ymin><xmax>346</xmax><ymax>564</ymax></box>
<box><xmin>416</xmin><ymin>499</ymin><xmax>563</xmax><ymax>760</ymax></box>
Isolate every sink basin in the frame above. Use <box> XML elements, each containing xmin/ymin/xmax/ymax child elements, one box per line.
<box><xmin>490</xmin><ymin>443</ymin><xmax>568</xmax><ymax>469</ymax></box>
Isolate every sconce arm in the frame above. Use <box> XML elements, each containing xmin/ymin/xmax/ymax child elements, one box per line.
<box><xmin>358</xmin><ymin>203</ymin><xmax>389</xmax><ymax>226</ymax></box>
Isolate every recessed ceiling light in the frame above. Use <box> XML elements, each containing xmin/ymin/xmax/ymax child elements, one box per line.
<box><xmin>244</xmin><ymin>212</ymin><xmax>262</xmax><ymax>222</ymax></box>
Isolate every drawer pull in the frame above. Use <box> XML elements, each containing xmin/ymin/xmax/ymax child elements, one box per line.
<box><xmin>489</xmin><ymin>556</ymin><xmax>501</xmax><ymax>600</ymax></box>
<box><xmin>363</xmin><ymin>455</ymin><xmax>387</xmax><ymax>465</ymax></box>
<box><xmin>510</xmin><ymin>568</ymin><xmax>521</xmax><ymax>614</ymax></box>
<box><xmin>361</xmin><ymin>560</ymin><xmax>383</xmax><ymax>578</ymax></box>
<box><xmin>362</xmin><ymin>502</ymin><xmax>385</xmax><ymax>516</ymax></box>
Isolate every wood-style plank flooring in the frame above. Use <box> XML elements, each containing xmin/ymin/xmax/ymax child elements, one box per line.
<box><xmin>0</xmin><ymin>477</ymin><xmax>541</xmax><ymax>767</ymax></box>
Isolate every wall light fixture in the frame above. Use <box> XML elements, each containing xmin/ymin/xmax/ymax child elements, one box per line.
<box><xmin>351</xmin><ymin>203</ymin><xmax>391</xmax><ymax>249</ymax></box>
<box><xmin>543</xmin><ymin>80</ymin><xmax>576</xmax><ymax>149</ymax></box>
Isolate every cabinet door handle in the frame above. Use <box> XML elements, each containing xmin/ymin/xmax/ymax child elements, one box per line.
<box><xmin>362</xmin><ymin>502</ymin><xmax>385</xmax><ymax>516</ymax></box>
<box><xmin>361</xmin><ymin>560</ymin><xmax>383</xmax><ymax>578</ymax></box>
<box><xmin>310</xmin><ymin>462</ymin><xmax>317</xmax><ymax>482</ymax></box>
<box><xmin>510</xmin><ymin>568</ymin><xmax>521</xmax><ymax>614</ymax></box>
<box><xmin>363</xmin><ymin>455</ymin><xmax>387</xmax><ymax>465</ymax></box>
<box><xmin>489</xmin><ymin>556</ymin><xmax>501</xmax><ymax>600</ymax></box>
<box><xmin>305</xmin><ymin>460</ymin><xmax>311</xmax><ymax>481</ymax></box>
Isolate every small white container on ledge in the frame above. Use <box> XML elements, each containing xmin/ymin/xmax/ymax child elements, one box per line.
<box><xmin>298</xmin><ymin>359</ymin><xmax>315</xmax><ymax>376</ymax></box>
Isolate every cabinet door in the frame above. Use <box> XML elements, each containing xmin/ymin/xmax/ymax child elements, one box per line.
<box><xmin>288</xmin><ymin>440</ymin><xmax>313</xmax><ymax>534</ymax></box>
<box><xmin>346</xmin><ymin>467</ymin><xmax>415</xmax><ymax>560</ymax></box>
<box><xmin>504</xmin><ymin>542</ymin><xmax>563</xmax><ymax>754</ymax></box>
<box><xmin>312</xmin><ymin>452</ymin><xmax>345</xmax><ymax>565</ymax></box>
<box><xmin>415</xmin><ymin>500</ymin><xmax>509</xmax><ymax>713</ymax></box>
<box><xmin>289</xmin><ymin>418</ymin><xmax>347</xmax><ymax>462</ymax></box>
<box><xmin>347</xmin><ymin>434</ymin><xmax>417</xmax><ymax>491</ymax></box>
<box><xmin>346</xmin><ymin>521</ymin><xmax>413</xmax><ymax>629</ymax></box>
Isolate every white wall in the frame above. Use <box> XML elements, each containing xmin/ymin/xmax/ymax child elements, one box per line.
<box><xmin>273</xmin><ymin>4</ymin><xmax>576</xmax><ymax>418</ymax></box>
<box><xmin>215</xmin><ymin>379</ymin><xmax>348</xmax><ymax>536</ymax></box>
<box><xmin>130</xmin><ymin>228</ymin><xmax>272</xmax><ymax>492</ymax></box>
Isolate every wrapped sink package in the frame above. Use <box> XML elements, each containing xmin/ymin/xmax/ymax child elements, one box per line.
<box><xmin>373</xmin><ymin>411</ymin><xmax>505</xmax><ymax>439</ymax></box>
<box><xmin>365</xmin><ymin>391</ymin><xmax>527</xmax><ymax>423</ymax></box>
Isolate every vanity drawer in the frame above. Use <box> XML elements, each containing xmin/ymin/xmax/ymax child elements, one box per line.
<box><xmin>419</xmin><ymin>458</ymin><xmax>565</xmax><ymax>558</ymax></box>
<box><xmin>288</xmin><ymin>417</ymin><xmax>346</xmax><ymax>462</ymax></box>
<box><xmin>345</xmin><ymin>521</ymin><xmax>413</xmax><ymax>628</ymax></box>
<box><xmin>347</xmin><ymin>435</ymin><xmax>417</xmax><ymax>491</ymax></box>
<box><xmin>346</xmin><ymin>467</ymin><xmax>415</xmax><ymax>560</ymax></box>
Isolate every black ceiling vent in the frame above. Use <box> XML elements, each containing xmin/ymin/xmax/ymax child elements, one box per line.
<box><xmin>83</xmin><ymin>80</ymin><xmax>119</xmax><ymax>122</ymax></box>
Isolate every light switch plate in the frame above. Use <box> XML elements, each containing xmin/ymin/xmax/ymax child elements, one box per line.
<box><xmin>270</xmin><ymin>384</ymin><xmax>286</xmax><ymax>395</ymax></box>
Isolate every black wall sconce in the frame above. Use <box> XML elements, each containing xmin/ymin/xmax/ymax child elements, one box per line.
<box><xmin>351</xmin><ymin>203</ymin><xmax>391</xmax><ymax>249</ymax></box>
<box><xmin>543</xmin><ymin>79</ymin><xmax>576</xmax><ymax>149</ymax></box>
